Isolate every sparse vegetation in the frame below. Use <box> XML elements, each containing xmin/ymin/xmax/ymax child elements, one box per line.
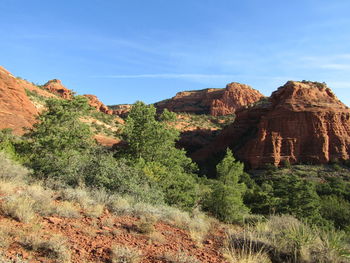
<box><xmin>0</xmin><ymin>95</ymin><xmax>349</xmax><ymax>262</ymax></box>
<box><xmin>0</xmin><ymin>195</ymin><xmax>36</xmax><ymax>223</ymax></box>
<box><xmin>110</xmin><ymin>245</ymin><xmax>141</xmax><ymax>263</ymax></box>
<box><xmin>161</xmin><ymin>251</ymin><xmax>201</xmax><ymax>263</ymax></box>
<box><xmin>20</xmin><ymin>234</ymin><xmax>71</xmax><ymax>263</ymax></box>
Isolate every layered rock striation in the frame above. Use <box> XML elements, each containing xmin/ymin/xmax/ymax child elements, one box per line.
<box><xmin>83</xmin><ymin>94</ymin><xmax>113</xmax><ymax>115</ymax></box>
<box><xmin>155</xmin><ymin>82</ymin><xmax>263</xmax><ymax>116</ymax></box>
<box><xmin>0</xmin><ymin>66</ymin><xmax>38</xmax><ymax>134</ymax></box>
<box><xmin>193</xmin><ymin>81</ymin><xmax>350</xmax><ymax>168</ymax></box>
<box><xmin>43</xmin><ymin>79</ymin><xmax>74</xmax><ymax>99</ymax></box>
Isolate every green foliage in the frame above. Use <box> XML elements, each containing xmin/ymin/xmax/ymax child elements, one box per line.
<box><xmin>120</xmin><ymin>101</ymin><xmax>199</xmax><ymax>209</ymax></box>
<box><xmin>18</xmin><ymin>97</ymin><xmax>159</xmax><ymax>203</ymax></box>
<box><xmin>22</xmin><ymin>96</ymin><xmax>94</xmax><ymax>183</ymax></box>
<box><xmin>248</xmin><ymin>173</ymin><xmax>322</xmax><ymax>224</ymax></box>
<box><xmin>320</xmin><ymin>195</ymin><xmax>350</xmax><ymax>230</ymax></box>
<box><xmin>0</xmin><ymin>129</ymin><xmax>22</xmax><ymax>161</ymax></box>
<box><xmin>83</xmin><ymin>151</ymin><xmax>164</xmax><ymax>204</ymax></box>
<box><xmin>204</xmin><ymin>149</ymin><xmax>249</xmax><ymax>223</ymax></box>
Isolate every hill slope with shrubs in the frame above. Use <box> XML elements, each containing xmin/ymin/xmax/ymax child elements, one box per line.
<box><xmin>0</xmin><ymin>94</ymin><xmax>349</xmax><ymax>262</ymax></box>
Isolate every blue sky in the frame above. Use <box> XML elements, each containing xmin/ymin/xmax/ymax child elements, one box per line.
<box><xmin>1</xmin><ymin>0</ymin><xmax>350</xmax><ymax>106</ymax></box>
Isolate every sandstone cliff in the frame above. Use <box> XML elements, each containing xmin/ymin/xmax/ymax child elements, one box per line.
<box><xmin>155</xmin><ymin>82</ymin><xmax>263</xmax><ymax>116</ymax></box>
<box><xmin>43</xmin><ymin>79</ymin><xmax>74</xmax><ymax>99</ymax></box>
<box><xmin>0</xmin><ymin>66</ymin><xmax>38</xmax><ymax>134</ymax></box>
<box><xmin>193</xmin><ymin>81</ymin><xmax>350</xmax><ymax>168</ymax></box>
<box><xmin>109</xmin><ymin>104</ymin><xmax>133</xmax><ymax>118</ymax></box>
<box><xmin>83</xmin><ymin>94</ymin><xmax>113</xmax><ymax>115</ymax></box>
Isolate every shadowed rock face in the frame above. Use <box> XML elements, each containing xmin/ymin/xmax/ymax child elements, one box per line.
<box><xmin>0</xmin><ymin>66</ymin><xmax>38</xmax><ymax>134</ymax></box>
<box><xmin>193</xmin><ymin>81</ymin><xmax>350</xmax><ymax>168</ymax></box>
<box><xmin>155</xmin><ymin>82</ymin><xmax>264</xmax><ymax>116</ymax></box>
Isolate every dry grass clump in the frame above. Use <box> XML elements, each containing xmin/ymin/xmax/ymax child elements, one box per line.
<box><xmin>59</xmin><ymin>187</ymin><xmax>106</xmax><ymax>218</ymax></box>
<box><xmin>148</xmin><ymin>231</ymin><xmax>166</xmax><ymax>244</ymax></box>
<box><xmin>188</xmin><ymin>209</ymin><xmax>212</xmax><ymax>247</ymax></box>
<box><xmin>161</xmin><ymin>251</ymin><xmax>201</xmax><ymax>263</ymax></box>
<box><xmin>24</xmin><ymin>184</ymin><xmax>56</xmax><ymax>216</ymax></box>
<box><xmin>226</xmin><ymin>215</ymin><xmax>350</xmax><ymax>263</ymax></box>
<box><xmin>0</xmin><ymin>152</ymin><xmax>30</xmax><ymax>181</ymax></box>
<box><xmin>84</xmin><ymin>203</ymin><xmax>104</xmax><ymax>218</ymax></box>
<box><xmin>54</xmin><ymin>201</ymin><xmax>80</xmax><ymax>218</ymax></box>
<box><xmin>20</xmin><ymin>234</ymin><xmax>71</xmax><ymax>263</ymax></box>
<box><xmin>0</xmin><ymin>254</ymin><xmax>28</xmax><ymax>263</ymax></box>
<box><xmin>110</xmin><ymin>245</ymin><xmax>141</xmax><ymax>263</ymax></box>
<box><xmin>222</xmin><ymin>232</ymin><xmax>272</xmax><ymax>263</ymax></box>
<box><xmin>0</xmin><ymin>228</ymin><xmax>11</xmax><ymax>249</ymax></box>
<box><xmin>107</xmin><ymin>196</ymin><xmax>133</xmax><ymax>215</ymax></box>
<box><xmin>0</xmin><ymin>180</ymin><xmax>21</xmax><ymax>195</ymax></box>
<box><xmin>135</xmin><ymin>214</ymin><xmax>157</xmax><ymax>234</ymax></box>
<box><xmin>0</xmin><ymin>195</ymin><xmax>36</xmax><ymax>223</ymax></box>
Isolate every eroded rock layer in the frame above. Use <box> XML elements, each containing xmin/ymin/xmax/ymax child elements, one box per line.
<box><xmin>193</xmin><ymin>81</ymin><xmax>350</xmax><ymax>168</ymax></box>
<box><xmin>83</xmin><ymin>94</ymin><xmax>113</xmax><ymax>115</ymax></box>
<box><xmin>43</xmin><ymin>79</ymin><xmax>74</xmax><ymax>99</ymax></box>
<box><xmin>155</xmin><ymin>83</ymin><xmax>263</xmax><ymax>116</ymax></box>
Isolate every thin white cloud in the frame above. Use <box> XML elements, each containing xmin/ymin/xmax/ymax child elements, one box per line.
<box><xmin>319</xmin><ymin>64</ymin><xmax>350</xmax><ymax>70</ymax></box>
<box><xmin>91</xmin><ymin>73</ymin><xmax>241</xmax><ymax>80</ymax></box>
<box><xmin>301</xmin><ymin>54</ymin><xmax>350</xmax><ymax>71</ymax></box>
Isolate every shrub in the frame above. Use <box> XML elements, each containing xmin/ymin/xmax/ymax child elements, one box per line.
<box><xmin>161</xmin><ymin>251</ymin><xmax>201</xmax><ymax>263</ymax></box>
<box><xmin>54</xmin><ymin>201</ymin><xmax>80</xmax><ymax>218</ymax></box>
<box><xmin>135</xmin><ymin>215</ymin><xmax>157</xmax><ymax>234</ymax></box>
<box><xmin>321</xmin><ymin>195</ymin><xmax>350</xmax><ymax>230</ymax></box>
<box><xmin>20</xmin><ymin>234</ymin><xmax>71</xmax><ymax>263</ymax></box>
<box><xmin>1</xmin><ymin>195</ymin><xmax>36</xmax><ymax>223</ymax></box>
<box><xmin>110</xmin><ymin>245</ymin><xmax>141</xmax><ymax>263</ymax></box>
<box><xmin>226</xmin><ymin>215</ymin><xmax>350</xmax><ymax>263</ymax></box>
<box><xmin>0</xmin><ymin>228</ymin><xmax>11</xmax><ymax>249</ymax></box>
<box><xmin>0</xmin><ymin>151</ymin><xmax>29</xmax><ymax>180</ymax></box>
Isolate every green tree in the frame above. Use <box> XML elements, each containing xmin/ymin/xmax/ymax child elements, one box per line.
<box><xmin>120</xmin><ymin>101</ymin><xmax>198</xmax><ymax>209</ymax></box>
<box><xmin>205</xmin><ymin>149</ymin><xmax>249</xmax><ymax>223</ymax></box>
<box><xmin>23</xmin><ymin>96</ymin><xmax>95</xmax><ymax>184</ymax></box>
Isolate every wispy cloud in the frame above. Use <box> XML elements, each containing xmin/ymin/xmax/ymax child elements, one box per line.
<box><xmin>301</xmin><ymin>54</ymin><xmax>350</xmax><ymax>71</ymax></box>
<box><xmin>91</xmin><ymin>73</ymin><xmax>241</xmax><ymax>80</ymax></box>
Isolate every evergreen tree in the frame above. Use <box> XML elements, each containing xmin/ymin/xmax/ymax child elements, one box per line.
<box><xmin>23</xmin><ymin>96</ymin><xmax>95</xmax><ymax>184</ymax></box>
<box><xmin>120</xmin><ymin>101</ymin><xmax>198</xmax><ymax>209</ymax></box>
<box><xmin>205</xmin><ymin>149</ymin><xmax>249</xmax><ymax>223</ymax></box>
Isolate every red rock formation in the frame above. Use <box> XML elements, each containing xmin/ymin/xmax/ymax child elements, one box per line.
<box><xmin>193</xmin><ymin>81</ymin><xmax>350</xmax><ymax>168</ymax></box>
<box><xmin>0</xmin><ymin>66</ymin><xmax>38</xmax><ymax>134</ymax></box>
<box><xmin>83</xmin><ymin>94</ymin><xmax>113</xmax><ymax>115</ymax></box>
<box><xmin>109</xmin><ymin>104</ymin><xmax>133</xmax><ymax>118</ymax></box>
<box><xmin>155</xmin><ymin>83</ymin><xmax>263</xmax><ymax>116</ymax></box>
<box><xmin>42</xmin><ymin>79</ymin><xmax>73</xmax><ymax>99</ymax></box>
<box><xmin>210</xmin><ymin>82</ymin><xmax>264</xmax><ymax>116</ymax></box>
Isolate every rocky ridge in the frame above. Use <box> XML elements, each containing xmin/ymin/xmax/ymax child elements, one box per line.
<box><xmin>155</xmin><ymin>82</ymin><xmax>264</xmax><ymax>116</ymax></box>
<box><xmin>193</xmin><ymin>81</ymin><xmax>350</xmax><ymax>168</ymax></box>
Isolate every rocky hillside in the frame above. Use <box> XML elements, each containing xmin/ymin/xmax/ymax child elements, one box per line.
<box><xmin>0</xmin><ymin>66</ymin><xmax>121</xmax><ymax>145</ymax></box>
<box><xmin>0</xmin><ymin>66</ymin><xmax>38</xmax><ymax>134</ymax></box>
<box><xmin>193</xmin><ymin>81</ymin><xmax>350</xmax><ymax>169</ymax></box>
<box><xmin>155</xmin><ymin>82</ymin><xmax>263</xmax><ymax>116</ymax></box>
